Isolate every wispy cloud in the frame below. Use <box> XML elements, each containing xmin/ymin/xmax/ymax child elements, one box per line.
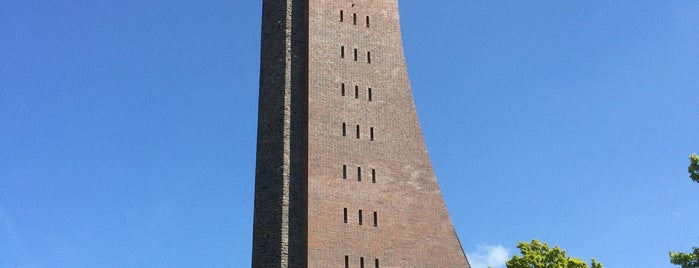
<box><xmin>672</xmin><ymin>211</ymin><xmax>681</xmax><ymax>220</ymax></box>
<box><xmin>0</xmin><ymin>205</ymin><xmax>24</xmax><ymax>251</ymax></box>
<box><xmin>468</xmin><ymin>244</ymin><xmax>511</xmax><ymax>268</ymax></box>
<box><xmin>1</xmin><ymin>205</ymin><xmax>44</xmax><ymax>268</ymax></box>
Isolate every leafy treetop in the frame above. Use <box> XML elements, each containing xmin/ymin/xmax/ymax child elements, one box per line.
<box><xmin>667</xmin><ymin>154</ymin><xmax>698</xmax><ymax>268</ymax></box>
<box><xmin>506</xmin><ymin>240</ymin><xmax>602</xmax><ymax>268</ymax></box>
<box><xmin>670</xmin><ymin>247</ymin><xmax>699</xmax><ymax>268</ymax></box>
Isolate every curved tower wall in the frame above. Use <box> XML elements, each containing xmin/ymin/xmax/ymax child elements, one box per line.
<box><xmin>253</xmin><ymin>1</ymin><xmax>471</xmax><ymax>267</ymax></box>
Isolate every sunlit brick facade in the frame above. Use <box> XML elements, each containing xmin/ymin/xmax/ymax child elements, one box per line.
<box><xmin>252</xmin><ymin>1</ymin><xmax>470</xmax><ymax>267</ymax></box>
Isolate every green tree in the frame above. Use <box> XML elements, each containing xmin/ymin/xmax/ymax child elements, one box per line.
<box><xmin>670</xmin><ymin>248</ymin><xmax>699</xmax><ymax>268</ymax></box>
<box><xmin>689</xmin><ymin>153</ymin><xmax>699</xmax><ymax>184</ymax></box>
<box><xmin>506</xmin><ymin>240</ymin><xmax>602</xmax><ymax>268</ymax></box>
<box><xmin>668</xmin><ymin>154</ymin><xmax>699</xmax><ymax>267</ymax></box>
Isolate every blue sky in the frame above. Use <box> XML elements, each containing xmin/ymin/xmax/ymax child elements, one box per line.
<box><xmin>1</xmin><ymin>1</ymin><xmax>697</xmax><ymax>267</ymax></box>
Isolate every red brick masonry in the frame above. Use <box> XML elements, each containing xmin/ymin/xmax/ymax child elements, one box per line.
<box><xmin>253</xmin><ymin>1</ymin><xmax>470</xmax><ymax>267</ymax></box>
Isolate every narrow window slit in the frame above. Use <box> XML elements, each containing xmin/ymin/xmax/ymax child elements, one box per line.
<box><xmin>356</xmin><ymin>125</ymin><xmax>360</xmax><ymax>139</ymax></box>
<box><xmin>371</xmin><ymin>169</ymin><xmax>376</xmax><ymax>183</ymax></box>
<box><xmin>340</xmin><ymin>10</ymin><xmax>344</xmax><ymax>22</ymax></box>
<box><xmin>366</xmin><ymin>16</ymin><xmax>370</xmax><ymax>27</ymax></box>
<box><xmin>375</xmin><ymin>259</ymin><xmax>379</xmax><ymax>268</ymax></box>
<box><xmin>358</xmin><ymin>209</ymin><xmax>363</xmax><ymax>225</ymax></box>
<box><xmin>341</xmin><ymin>46</ymin><xmax>345</xmax><ymax>58</ymax></box>
<box><xmin>368</xmin><ymin>87</ymin><xmax>372</xmax><ymax>101</ymax></box>
<box><xmin>343</xmin><ymin>165</ymin><xmax>347</xmax><ymax>179</ymax></box>
<box><xmin>353</xmin><ymin>13</ymin><xmax>357</xmax><ymax>25</ymax></box>
<box><xmin>353</xmin><ymin>49</ymin><xmax>358</xmax><ymax>61</ymax></box>
<box><xmin>357</xmin><ymin>167</ymin><xmax>362</xmax><ymax>181</ymax></box>
<box><xmin>341</xmin><ymin>83</ymin><xmax>346</xmax><ymax>96</ymax></box>
<box><xmin>373</xmin><ymin>211</ymin><xmax>378</xmax><ymax>227</ymax></box>
<box><xmin>342</xmin><ymin>123</ymin><xmax>346</xmax><ymax>136</ymax></box>
<box><xmin>343</xmin><ymin>208</ymin><xmax>348</xmax><ymax>223</ymax></box>
<box><xmin>367</xmin><ymin>51</ymin><xmax>371</xmax><ymax>63</ymax></box>
<box><xmin>370</xmin><ymin>127</ymin><xmax>374</xmax><ymax>141</ymax></box>
<box><xmin>360</xmin><ymin>257</ymin><xmax>365</xmax><ymax>268</ymax></box>
<box><xmin>345</xmin><ymin>255</ymin><xmax>349</xmax><ymax>268</ymax></box>
<box><xmin>355</xmin><ymin>86</ymin><xmax>359</xmax><ymax>99</ymax></box>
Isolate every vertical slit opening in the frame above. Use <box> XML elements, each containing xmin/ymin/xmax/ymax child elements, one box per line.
<box><xmin>357</xmin><ymin>166</ymin><xmax>362</xmax><ymax>181</ymax></box>
<box><xmin>368</xmin><ymin>88</ymin><xmax>372</xmax><ymax>101</ymax></box>
<box><xmin>360</xmin><ymin>257</ymin><xmax>365</xmax><ymax>268</ymax></box>
<box><xmin>358</xmin><ymin>209</ymin><xmax>363</xmax><ymax>225</ymax></box>
<box><xmin>341</xmin><ymin>46</ymin><xmax>345</xmax><ymax>58</ymax></box>
<box><xmin>373</xmin><ymin>211</ymin><xmax>377</xmax><ymax>227</ymax></box>
<box><xmin>366</xmin><ymin>16</ymin><xmax>370</xmax><ymax>27</ymax></box>
<box><xmin>356</xmin><ymin>125</ymin><xmax>360</xmax><ymax>139</ymax></box>
<box><xmin>343</xmin><ymin>208</ymin><xmax>348</xmax><ymax>223</ymax></box>
<box><xmin>342</xmin><ymin>123</ymin><xmax>346</xmax><ymax>136</ymax></box>
<box><xmin>371</xmin><ymin>169</ymin><xmax>376</xmax><ymax>183</ymax></box>
<box><xmin>353</xmin><ymin>13</ymin><xmax>357</xmax><ymax>25</ymax></box>
<box><xmin>370</xmin><ymin>127</ymin><xmax>374</xmax><ymax>141</ymax></box>
<box><xmin>340</xmin><ymin>10</ymin><xmax>344</xmax><ymax>22</ymax></box>
<box><xmin>345</xmin><ymin>255</ymin><xmax>349</xmax><ymax>268</ymax></box>
<box><xmin>343</xmin><ymin>165</ymin><xmax>347</xmax><ymax>179</ymax></box>
<box><xmin>353</xmin><ymin>49</ymin><xmax>358</xmax><ymax>61</ymax></box>
<box><xmin>367</xmin><ymin>51</ymin><xmax>371</xmax><ymax>63</ymax></box>
<box><xmin>375</xmin><ymin>259</ymin><xmax>379</xmax><ymax>268</ymax></box>
<box><xmin>355</xmin><ymin>86</ymin><xmax>359</xmax><ymax>99</ymax></box>
<box><xmin>341</xmin><ymin>83</ymin><xmax>345</xmax><ymax>96</ymax></box>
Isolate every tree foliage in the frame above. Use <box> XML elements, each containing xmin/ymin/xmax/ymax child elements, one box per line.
<box><xmin>506</xmin><ymin>240</ymin><xmax>602</xmax><ymax>268</ymax></box>
<box><xmin>668</xmin><ymin>154</ymin><xmax>699</xmax><ymax>267</ymax></box>
<box><xmin>690</xmin><ymin>153</ymin><xmax>699</xmax><ymax>184</ymax></box>
<box><xmin>670</xmin><ymin>247</ymin><xmax>699</xmax><ymax>268</ymax></box>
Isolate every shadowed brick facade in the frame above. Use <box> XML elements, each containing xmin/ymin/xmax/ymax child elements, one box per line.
<box><xmin>252</xmin><ymin>1</ymin><xmax>471</xmax><ymax>267</ymax></box>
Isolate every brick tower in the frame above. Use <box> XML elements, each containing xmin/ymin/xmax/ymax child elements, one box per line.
<box><xmin>252</xmin><ymin>1</ymin><xmax>471</xmax><ymax>267</ymax></box>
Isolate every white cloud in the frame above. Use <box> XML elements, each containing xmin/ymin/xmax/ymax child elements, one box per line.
<box><xmin>468</xmin><ymin>244</ymin><xmax>511</xmax><ymax>268</ymax></box>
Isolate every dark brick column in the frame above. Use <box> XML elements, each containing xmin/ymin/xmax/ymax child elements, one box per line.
<box><xmin>252</xmin><ymin>0</ymin><xmax>308</xmax><ymax>267</ymax></box>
